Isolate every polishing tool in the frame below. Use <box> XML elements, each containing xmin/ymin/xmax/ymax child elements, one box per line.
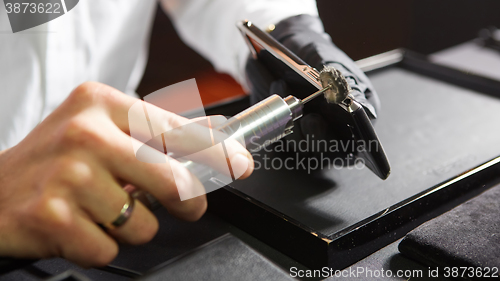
<box><xmin>178</xmin><ymin>66</ymin><xmax>350</xmax><ymax>184</ymax></box>
<box><xmin>134</xmin><ymin>66</ymin><xmax>350</xmax><ymax>208</ymax></box>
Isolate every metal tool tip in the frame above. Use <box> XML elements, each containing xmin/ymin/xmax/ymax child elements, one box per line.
<box><xmin>319</xmin><ymin>66</ymin><xmax>350</xmax><ymax>104</ymax></box>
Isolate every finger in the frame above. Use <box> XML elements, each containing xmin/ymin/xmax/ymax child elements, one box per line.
<box><xmin>74</xmin><ymin>166</ymin><xmax>159</xmax><ymax>245</ymax></box>
<box><xmin>157</xmin><ymin>157</ymin><xmax>208</xmax><ymax>218</ymax></box>
<box><xmin>38</xmin><ymin>199</ymin><xmax>119</xmax><ymax>267</ymax></box>
<box><xmin>61</xmin><ymin>215</ymin><xmax>118</xmax><ymax>267</ymax></box>
<box><xmin>113</xmin><ymin>99</ymin><xmax>253</xmax><ymax>180</ymax></box>
<box><xmin>106</xmin><ymin>201</ymin><xmax>159</xmax><ymax>245</ymax></box>
<box><xmin>73</xmin><ymin>83</ymin><xmax>253</xmax><ymax>178</ymax></box>
<box><xmin>125</xmin><ymin>139</ymin><xmax>208</xmax><ymax>218</ymax></box>
<box><xmin>94</xmin><ymin>128</ymin><xmax>208</xmax><ymax>219</ymax></box>
<box><xmin>129</xmin><ymin>100</ymin><xmax>253</xmax><ymax>177</ymax></box>
<box><xmin>78</xmin><ymin>83</ymin><xmax>222</xmax><ymax>133</ymax></box>
<box><xmin>1</xmin><ymin>197</ymin><xmax>116</xmax><ymax>267</ymax></box>
<box><xmin>185</xmin><ymin>116</ymin><xmax>252</xmax><ymax>178</ymax></box>
<box><xmin>66</xmin><ymin>217</ymin><xmax>119</xmax><ymax>267</ymax></box>
<box><xmin>190</xmin><ymin>115</ymin><xmax>228</xmax><ymax>128</ymax></box>
<box><xmin>69</xmin><ymin>83</ymin><xmax>246</xmax><ymax>214</ymax></box>
<box><xmin>60</xmin><ymin>111</ymin><xmax>207</xmax><ymax>220</ymax></box>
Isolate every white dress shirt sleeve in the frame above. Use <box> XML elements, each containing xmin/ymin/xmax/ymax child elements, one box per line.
<box><xmin>160</xmin><ymin>0</ymin><xmax>318</xmax><ymax>87</ymax></box>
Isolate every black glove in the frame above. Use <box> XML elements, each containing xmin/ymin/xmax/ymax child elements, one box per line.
<box><xmin>245</xmin><ymin>14</ymin><xmax>381</xmax><ymax>164</ymax></box>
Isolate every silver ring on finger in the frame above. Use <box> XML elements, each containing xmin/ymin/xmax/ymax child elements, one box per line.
<box><xmin>104</xmin><ymin>192</ymin><xmax>135</xmax><ymax>229</ymax></box>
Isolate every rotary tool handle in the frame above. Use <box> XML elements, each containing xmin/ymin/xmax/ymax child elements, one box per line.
<box><xmin>180</xmin><ymin>94</ymin><xmax>297</xmax><ymax>182</ymax></box>
<box><xmin>177</xmin><ymin>117</ymin><xmax>244</xmax><ymax>185</ymax></box>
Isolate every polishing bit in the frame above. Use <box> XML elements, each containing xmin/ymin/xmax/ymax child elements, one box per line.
<box><xmin>301</xmin><ymin>66</ymin><xmax>351</xmax><ymax>105</ymax></box>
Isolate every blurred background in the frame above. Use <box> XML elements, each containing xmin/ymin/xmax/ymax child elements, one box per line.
<box><xmin>136</xmin><ymin>0</ymin><xmax>500</xmax><ymax>104</ymax></box>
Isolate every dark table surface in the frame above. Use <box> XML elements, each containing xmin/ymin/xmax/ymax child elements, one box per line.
<box><xmin>430</xmin><ymin>40</ymin><xmax>500</xmax><ymax>81</ymax></box>
<box><xmin>230</xmin><ymin>66</ymin><xmax>500</xmax><ymax>237</ymax></box>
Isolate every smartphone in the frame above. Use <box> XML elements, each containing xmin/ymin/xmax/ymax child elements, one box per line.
<box><xmin>238</xmin><ymin>20</ymin><xmax>391</xmax><ymax>179</ymax></box>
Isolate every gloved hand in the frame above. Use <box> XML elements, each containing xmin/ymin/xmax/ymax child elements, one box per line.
<box><xmin>245</xmin><ymin>14</ymin><xmax>381</xmax><ymax>164</ymax></box>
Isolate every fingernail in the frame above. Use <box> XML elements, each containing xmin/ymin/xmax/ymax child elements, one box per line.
<box><xmin>230</xmin><ymin>154</ymin><xmax>250</xmax><ymax>179</ymax></box>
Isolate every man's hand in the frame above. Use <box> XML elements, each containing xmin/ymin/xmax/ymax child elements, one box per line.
<box><xmin>0</xmin><ymin>82</ymin><xmax>253</xmax><ymax>267</ymax></box>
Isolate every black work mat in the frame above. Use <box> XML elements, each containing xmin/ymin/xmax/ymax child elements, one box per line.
<box><xmin>228</xmin><ymin>65</ymin><xmax>500</xmax><ymax>234</ymax></box>
<box><xmin>206</xmin><ymin>54</ymin><xmax>500</xmax><ymax>270</ymax></box>
<box><xmin>399</xmin><ymin>183</ymin><xmax>500</xmax><ymax>280</ymax></box>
